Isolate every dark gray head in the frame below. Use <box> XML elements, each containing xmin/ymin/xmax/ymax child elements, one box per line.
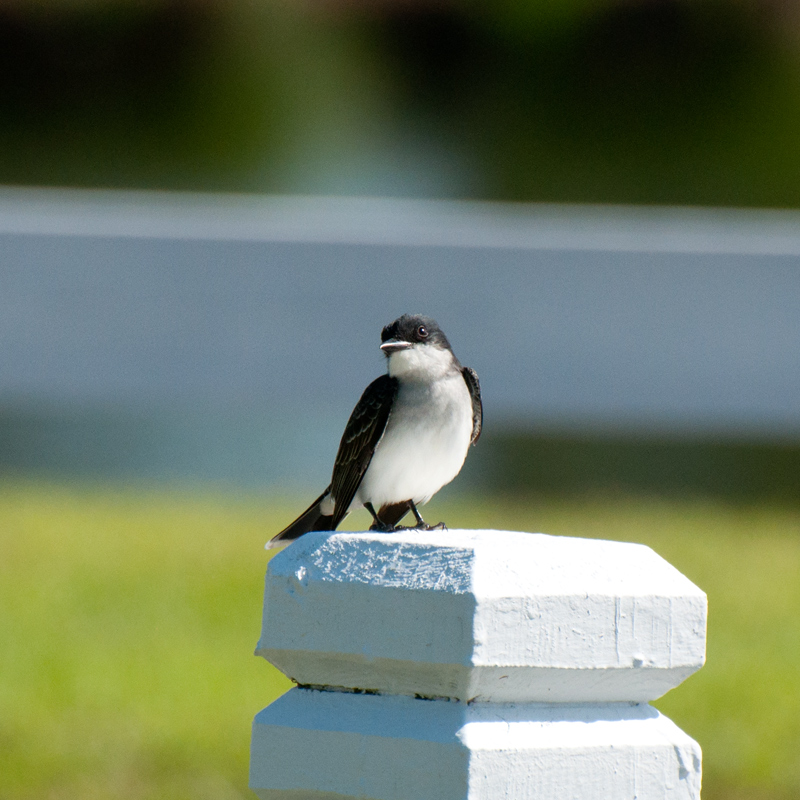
<box><xmin>380</xmin><ymin>314</ymin><xmax>452</xmax><ymax>356</ymax></box>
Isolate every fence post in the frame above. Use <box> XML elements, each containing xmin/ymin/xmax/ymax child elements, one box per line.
<box><xmin>250</xmin><ymin>529</ymin><xmax>706</xmax><ymax>799</ymax></box>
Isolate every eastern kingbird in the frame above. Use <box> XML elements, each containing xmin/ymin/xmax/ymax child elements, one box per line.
<box><xmin>268</xmin><ymin>314</ymin><xmax>482</xmax><ymax>549</ymax></box>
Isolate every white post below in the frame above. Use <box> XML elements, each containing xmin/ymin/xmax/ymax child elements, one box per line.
<box><xmin>250</xmin><ymin>529</ymin><xmax>706</xmax><ymax>799</ymax></box>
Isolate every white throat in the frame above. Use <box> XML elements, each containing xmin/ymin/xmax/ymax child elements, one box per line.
<box><xmin>387</xmin><ymin>344</ymin><xmax>456</xmax><ymax>381</ymax></box>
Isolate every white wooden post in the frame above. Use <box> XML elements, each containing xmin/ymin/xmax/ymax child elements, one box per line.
<box><xmin>250</xmin><ymin>529</ymin><xmax>706</xmax><ymax>799</ymax></box>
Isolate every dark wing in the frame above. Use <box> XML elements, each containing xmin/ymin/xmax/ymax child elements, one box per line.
<box><xmin>461</xmin><ymin>367</ymin><xmax>482</xmax><ymax>444</ymax></box>
<box><xmin>329</xmin><ymin>374</ymin><xmax>398</xmax><ymax>528</ymax></box>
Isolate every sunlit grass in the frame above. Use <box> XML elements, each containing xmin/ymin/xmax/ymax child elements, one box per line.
<box><xmin>0</xmin><ymin>484</ymin><xmax>293</xmax><ymax>800</ymax></box>
<box><xmin>1</xmin><ymin>483</ymin><xmax>798</xmax><ymax>799</ymax></box>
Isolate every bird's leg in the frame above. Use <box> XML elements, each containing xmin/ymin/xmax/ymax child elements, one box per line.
<box><xmin>409</xmin><ymin>502</ymin><xmax>425</xmax><ymax>528</ymax></box>
<box><xmin>409</xmin><ymin>501</ymin><xmax>446</xmax><ymax>531</ymax></box>
<box><xmin>365</xmin><ymin>502</ymin><xmax>397</xmax><ymax>532</ymax></box>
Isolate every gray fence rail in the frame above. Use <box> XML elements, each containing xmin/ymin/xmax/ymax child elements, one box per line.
<box><xmin>2</xmin><ymin>187</ymin><xmax>799</xmax><ymax>493</ymax></box>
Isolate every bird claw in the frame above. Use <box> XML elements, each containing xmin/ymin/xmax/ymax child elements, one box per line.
<box><xmin>397</xmin><ymin>521</ymin><xmax>447</xmax><ymax>532</ymax></box>
<box><xmin>366</xmin><ymin>499</ymin><xmax>447</xmax><ymax>533</ymax></box>
<box><xmin>369</xmin><ymin>521</ymin><xmax>398</xmax><ymax>533</ymax></box>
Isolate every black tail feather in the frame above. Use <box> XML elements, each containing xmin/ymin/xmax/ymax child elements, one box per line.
<box><xmin>267</xmin><ymin>485</ymin><xmax>335</xmax><ymax>549</ymax></box>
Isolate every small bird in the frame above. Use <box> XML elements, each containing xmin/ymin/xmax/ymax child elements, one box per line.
<box><xmin>268</xmin><ymin>313</ymin><xmax>482</xmax><ymax>548</ymax></box>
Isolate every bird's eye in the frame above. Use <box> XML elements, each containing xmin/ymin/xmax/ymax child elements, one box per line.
<box><xmin>417</xmin><ymin>325</ymin><xmax>428</xmax><ymax>338</ymax></box>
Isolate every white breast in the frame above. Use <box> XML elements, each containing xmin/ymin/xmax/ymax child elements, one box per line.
<box><xmin>353</xmin><ymin>371</ymin><xmax>473</xmax><ymax>510</ymax></box>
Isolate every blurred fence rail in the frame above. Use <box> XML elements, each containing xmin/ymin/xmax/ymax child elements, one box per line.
<box><xmin>2</xmin><ymin>186</ymin><xmax>799</xmax><ymax>499</ymax></box>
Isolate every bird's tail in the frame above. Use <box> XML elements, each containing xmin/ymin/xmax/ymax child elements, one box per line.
<box><xmin>267</xmin><ymin>485</ymin><xmax>335</xmax><ymax>550</ymax></box>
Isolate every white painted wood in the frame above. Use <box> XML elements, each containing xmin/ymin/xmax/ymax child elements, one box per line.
<box><xmin>250</xmin><ymin>688</ymin><xmax>702</xmax><ymax>800</ymax></box>
<box><xmin>251</xmin><ymin>529</ymin><xmax>705</xmax><ymax>799</ymax></box>
<box><xmin>256</xmin><ymin>529</ymin><xmax>706</xmax><ymax>702</ymax></box>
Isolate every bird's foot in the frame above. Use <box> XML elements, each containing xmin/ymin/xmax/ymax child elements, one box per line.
<box><xmin>369</xmin><ymin>520</ymin><xmax>398</xmax><ymax>532</ymax></box>
<box><xmin>371</xmin><ymin>521</ymin><xmax>447</xmax><ymax>533</ymax></box>
<box><xmin>365</xmin><ymin>502</ymin><xmax>399</xmax><ymax>532</ymax></box>
<box><xmin>405</xmin><ymin>501</ymin><xmax>446</xmax><ymax>532</ymax></box>
<box><xmin>397</xmin><ymin>520</ymin><xmax>447</xmax><ymax>532</ymax></box>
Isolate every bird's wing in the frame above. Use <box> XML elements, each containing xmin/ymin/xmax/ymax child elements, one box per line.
<box><xmin>330</xmin><ymin>374</ymin><xmax>399</xmax><ymax>528</ymax></box>
<box><xmin>461</xmin><ymin>367</ymin><xmax>483</xmax><ymax>444</ymax></box>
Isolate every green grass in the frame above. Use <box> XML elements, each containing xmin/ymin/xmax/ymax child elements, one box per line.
<box><xmin>1</xmin><ymin>483</ymin><xmax>798</xmax><ymax>799</ymax></box>
<box><xmin>0</xmin><ymin>484</ymin><xmax>293</xmax><ymax>800</ymax></box>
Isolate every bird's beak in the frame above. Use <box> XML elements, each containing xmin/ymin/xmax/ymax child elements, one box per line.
<box><xmin>380</xmin><ymin>339</ymin><xmax>412</xmax><ymax>354</ymax></box>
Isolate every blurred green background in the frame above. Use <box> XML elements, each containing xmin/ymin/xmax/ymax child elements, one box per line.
<box><xmin>3</xmin><ymin>1</ymin><xmax>800</xmax><ymax>799</ymax></box>
<box><xmin>3</xmin><ymin>0</ymin><xmax>800</xmax><ymax>205</ymax></box>
<box><xmin>2</xmin><ymin>484</ymin><xmax>799</xmax><ymax>800</ymax></box>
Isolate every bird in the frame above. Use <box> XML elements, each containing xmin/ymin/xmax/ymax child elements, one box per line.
<box><xmin>267</xmin><ymin>313</ymin><xmax>482</xmax><ymax>549</ymax></box>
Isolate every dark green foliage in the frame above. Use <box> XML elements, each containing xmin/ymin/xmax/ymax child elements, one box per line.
<box><xmin>2</xmin><ymin>1</ymin><xmax>800</xmax><ymax>205</ymax></box>
<box><xmin>478</xmin><ymin>429</ymin><xmax>800</xmax><ymax>505</ymax></box>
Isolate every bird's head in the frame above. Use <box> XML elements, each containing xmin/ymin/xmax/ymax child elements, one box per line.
<box><xmin>380</xmin><ymin>314</ymin><xmax>456</xmax><ymax>379</ymax></box>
